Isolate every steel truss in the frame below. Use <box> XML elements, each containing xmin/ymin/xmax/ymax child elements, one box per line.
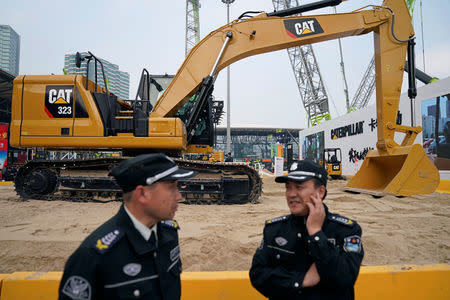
<box><xmin>349</xmin><ymin>56</ymin><xmax>375</xmax><ymax>110</ymax></box>
<box><xmin>185</xmin><ymin>0</ymin><xmax>201</xmax><ymax>57</ymax></box>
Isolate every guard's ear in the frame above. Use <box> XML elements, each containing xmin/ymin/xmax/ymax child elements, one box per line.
<box><xmin>134</xmin><ymin>185</ymin><xmax>150</xmax><ymax>204</ymax></box>
<box><xmin>317</xmin><ymin>185</ymin><xmax>326</xmax><ymax>200</ymax></box>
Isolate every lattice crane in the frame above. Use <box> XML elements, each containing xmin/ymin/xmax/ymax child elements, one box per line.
<box><xmin>185</xmin><ymin>0</ymin><xmax>201</xmax><ymax>57</ymax></box>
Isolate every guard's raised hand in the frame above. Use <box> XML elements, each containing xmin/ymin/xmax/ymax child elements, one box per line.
<box><xmin>305</xmin><ymin>191</ymin><xmax>325</xmax><ymax>235</ymax></box>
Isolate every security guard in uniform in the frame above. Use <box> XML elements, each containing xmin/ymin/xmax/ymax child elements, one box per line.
<box><xmin>58</xmin><ymin>153</ymin><xmax>196</xmax><ymax>300</ymax></box>
<box><xmin>249</xmin><ymin>160</ymin><xmax>363</xmax><ymax>300</ymax></box>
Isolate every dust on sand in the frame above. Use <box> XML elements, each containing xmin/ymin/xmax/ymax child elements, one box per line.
<box><xmin>0</xmin><ymin>178</ymin><xmax>449</xmax><ymax>273</ymax></box>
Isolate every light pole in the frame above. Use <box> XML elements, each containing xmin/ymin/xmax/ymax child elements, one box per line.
<box><xmin>221</xmin><ymin>0</ymin><xmax>234</xmax><ymax>155</ymax></box>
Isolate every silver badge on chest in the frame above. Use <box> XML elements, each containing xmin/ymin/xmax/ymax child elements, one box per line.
<box><xmin>123</xmin><ymin>263</ymin><xmax>142</xmax><ymax>277</ymax></box>
<box><xmin>275</xmin><ymin>236</ymin><xmax>288</xmax><ymax>246</ymax></box>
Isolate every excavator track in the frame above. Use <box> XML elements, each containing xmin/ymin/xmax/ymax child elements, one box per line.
<box><xmin>13</xmin><ymin>157</ymin><xmax>262</xmax><ymax>204</ymax></box>
<box><xmin>14</xmin><ymin>158</ymin><xmax>123</xmax><ymax>202</ymax></box>
<box><xmin>174</xmin><ymin>158</ymin><xmax>262</xmax><ymax>204</ymax></box>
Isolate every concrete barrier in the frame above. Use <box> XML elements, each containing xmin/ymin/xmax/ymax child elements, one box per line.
<box><xmin>355</xmin><ymin>265</ymin><xmax>450</xmax><ymax>300</ymax></box>
<box><xmin>436</xmin><ymin>180</ymin><xmax>450</xmax><ymax>193</ymax></box>
<box><xmin>181</xmin><ymin>271</ymin><xmax>264</xmax><ymax>299</ymax></box>
<box><xmin>0</xmin><ymin>265</ymin><xmax>449</xmax><ymax>300</ymax></box>
<box><xmin>0</xmin><ymin>272</ymin><xmax>61</xmax><ymax>300</ymax></box>
<box><xmin>0</xmin><ymin>275</ymin><xmax>8</xmax><ymax>297</ymax></box>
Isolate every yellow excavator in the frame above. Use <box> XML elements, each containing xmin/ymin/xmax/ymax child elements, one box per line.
<box><xmin>320</xmin><ymin>148</ymin><xmax>343</xmax><ymax>180</ymax></box>
<box><xmin>9</xmin><ymin>0</ymin><xmax>439</xmax><ymax>202</ymax></box>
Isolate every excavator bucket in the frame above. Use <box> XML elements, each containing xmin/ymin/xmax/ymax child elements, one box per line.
<box><xmin>345</xmin><ymin>144</ymin><xmax>440</xmax><ymax>197</ymax></box>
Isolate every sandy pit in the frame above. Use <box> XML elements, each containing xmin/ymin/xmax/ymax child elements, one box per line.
<box><xmin>0</xmin><ymin>177</ymin><xmax>449</xmax><ymax>273</ymax></box>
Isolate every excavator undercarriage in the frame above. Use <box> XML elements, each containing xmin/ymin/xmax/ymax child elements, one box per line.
<box><xmin>14</xmin><ymin>157</ymin><xmax>262</xmax><ymax>204</ymax></box>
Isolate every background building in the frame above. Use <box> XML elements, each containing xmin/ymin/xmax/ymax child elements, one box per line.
<box><xmin>422</xmin><ymin>115</ymin><xmax>435</xmax><ymax>138</ymax></box>
<box><xmin>64</xmin><ymin>52</ymin><xmax>130</xmax><ymax>100</ymax></box>
<box><xmin>215</xmin><ymin>125</ymin><xmax>300</xmax><ymax>162</ymax></box>
<box><xmin>0</xmin><ymin>25</ymin><xmax>20</xmax><ymax>76</ymax></box>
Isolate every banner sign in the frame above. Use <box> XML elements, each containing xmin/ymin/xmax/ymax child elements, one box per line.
<box><xmin>274</xmin><ymin>157</ymin><xmax>284</xmax><ymax>177</ymax></box>
<box><xmin>0</xmin><ymin>124</ymin><xmax>8</xmax><ymax>169</ymax></box>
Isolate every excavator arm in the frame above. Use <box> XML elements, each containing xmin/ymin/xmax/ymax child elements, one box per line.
<box><xmin>152</xmin><ymin>0</ymin><xmax>414</xmax><ymax>149</ymax></box>
<box><xmin>153</xmin><ymin>1</ymin><xmax>411</xmax><ymax>127</ymax></box>
<box><xmin>152</xmin><ymin>0</ymin><xmax>439</xmax><ymax>196</ymax></box>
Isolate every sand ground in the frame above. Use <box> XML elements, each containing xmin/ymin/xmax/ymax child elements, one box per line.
<box><xmin>0</xmin><ymin>178</ymin><xmax>449</xmax><ymax>273</ymax></box>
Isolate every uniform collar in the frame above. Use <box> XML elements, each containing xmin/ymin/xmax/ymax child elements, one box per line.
<box><xmin>117</xmin><ymin>205</ymin><xmax>156</xmax><ymax>255</ymax></box>
<box><xmin>117</xmin><ymin>205</ymin><xmax>176</xmax><ymax>255</ymax></box>
<box><xmin>123</xmin><ymin>204</ymin><xmax>158</xmax><ymax>242</ymax></box>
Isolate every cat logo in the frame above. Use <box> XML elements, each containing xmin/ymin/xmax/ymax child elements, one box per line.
<box><xmin>284</xmin><ymin>18</ymin><xmax>324</xmax><ymax>39</ymax></box>
<box><xmin>48</xmin><ymin>88</ymin><xmax>72</xmax><ymax>104</ymax></box>
<box><xmin>45</xmin><ymin>85</ymin><xmax>74</xmax><ymax>118</ymax></box>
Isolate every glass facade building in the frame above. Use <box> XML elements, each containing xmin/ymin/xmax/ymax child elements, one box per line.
<box><xmin>64</xmin><ymin>52</ymin><xmax>130</xmax><ymax>100</ymax></box>
<box><xmin>0</xmin><ymin>25</ymin><xmax>20</xmax><ymax>76</ymax></box>
<box><xmin>214</xmin><ymin>126</ymin><xmax>301</xmax><ymax>161</ymax></box>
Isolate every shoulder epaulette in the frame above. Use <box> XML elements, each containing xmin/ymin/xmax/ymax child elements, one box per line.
<box><xmin>328</xmin><ymin>214</ymin><xmax>355</xmax><ymax>227</ymax></box>
<box><xmin>94</xmin><ymin>227</ymin><xmax>125</xmax><ymax>254</ymax></box>
<box><xmin>265</xmin><ymin>215</ymin><xmax>290</xmax><ymax>225</ymax></box>
<box><xmin>161</xmin><ymin>219</ymin><xmax>180</xmax><ymax>230</ymax></box>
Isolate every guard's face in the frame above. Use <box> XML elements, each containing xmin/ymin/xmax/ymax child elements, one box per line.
<box><xmin>144</xmin><ymin>180</ymin><xmax>182</xmax><ymax>221</ymax></box>
<box><xmin>285</xmin><ymin>179</ymin><xmax>319</xmax><ymax>216</ymax></box>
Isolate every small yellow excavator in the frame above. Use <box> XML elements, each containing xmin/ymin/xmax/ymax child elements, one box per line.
<box><xmin>9</xmin><ymin>0</ymin><xmax>439</xmax><ymax>201</ymax></box>
<box><xmin>320</xmin><ymin>148</ymin><xmax>343</xmax><ymax>180</ymax></box>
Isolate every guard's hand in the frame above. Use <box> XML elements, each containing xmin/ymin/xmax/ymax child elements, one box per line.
<box><xmin>302</xmin><ymin>263</ymin><xmax>320</xmax><ymax>287</ymax></box>
<box><xmin>305</xmin><ymin>191</ymin><xmax>325</xmax><ymax>235</ymax></box>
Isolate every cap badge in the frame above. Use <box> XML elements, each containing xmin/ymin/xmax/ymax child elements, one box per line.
<box><xmin>290</xmin><ymin>162</ymin><xmax>298</xmax><ymax>171</ymax></box>
<box><xmin>123</xmin><ymin>263</ymin><xmax>142</xmax><ymax>277</ymax></box>
<box><xmin>275</xmin><ymin>236</ymin><xmax>288</xmax><ymax>246</ymax></box>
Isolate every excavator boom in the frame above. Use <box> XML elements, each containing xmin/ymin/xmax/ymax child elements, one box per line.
<box><xmin>151</xmin><ymin>0</ymin><xmax>438</xmax><ymax>196</ymax></box>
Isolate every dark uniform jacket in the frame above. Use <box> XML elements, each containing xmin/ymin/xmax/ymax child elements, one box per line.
<box><xmin>59</xmin><ymin>205</ymin><xmax>182</xmax><ymax>300</ymax></box>
<box><xmin>249</xmin><ymin>205</ymin><xmax>363</xmax><ymax>300</ymax></box>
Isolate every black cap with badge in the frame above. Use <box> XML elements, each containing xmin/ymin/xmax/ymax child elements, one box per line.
<box><xmin>275</xmin><ymin>160</ymin><xmax>328</xmax><ymax>187</ymax></box>
<box><xmin>110</xmin><ymin>153</ymin><xmax>197</xmax><ymax>193</ymax></box>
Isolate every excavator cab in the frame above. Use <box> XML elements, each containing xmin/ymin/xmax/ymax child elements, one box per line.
<box><xmin>75</xmin><ymin>51</ymin><xmax>150</xmax><ymax>137</ymax></box>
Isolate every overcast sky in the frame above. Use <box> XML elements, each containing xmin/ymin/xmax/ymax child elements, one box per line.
<box><xmin>2</xmin><ymin>0</ymin><xmax>449</xmax><ymax>128</ymax></box>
